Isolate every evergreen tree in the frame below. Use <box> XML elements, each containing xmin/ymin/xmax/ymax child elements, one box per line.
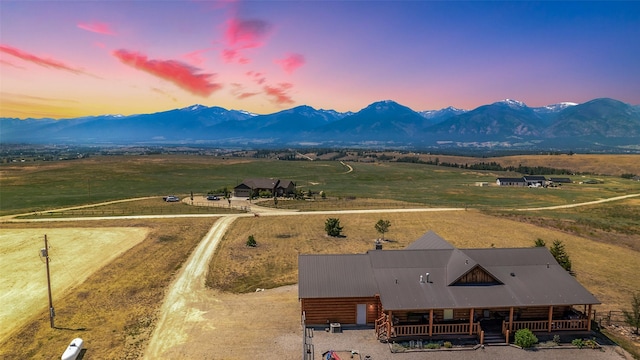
<box><xmin>623</xmin><ymin>292</ymin><xmax>640</xmax><ymax>335</ymax></box>
<box><xmin>550</xmin><ymin>240</ymin><xmax>572</xmax><ymax>271</ymax></box>
<box><xmin>324</xmin><ymin>218</ymin><xmax>343</xmax><ymax>237</ymax></box>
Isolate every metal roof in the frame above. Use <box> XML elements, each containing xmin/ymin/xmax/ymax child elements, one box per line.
<box><xmin>405</xmin><ymin>230</ymin><xmax>455</xmax><ymax>250</ymax></box>
<box><xmin>298</xmin><ymin>232</ymin><xmax>600</xmax><ymax>310</ymax></box>
<box><xmin>298</xmin><ymin>254</ymin><xmax>378</xmax><ymax>298</ymax></box>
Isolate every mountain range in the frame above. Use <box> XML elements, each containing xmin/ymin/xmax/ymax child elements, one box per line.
<box><xmin>2</xmin><ymin>98</ymin><xmax>639</xmax><ymax>151</ymax></box>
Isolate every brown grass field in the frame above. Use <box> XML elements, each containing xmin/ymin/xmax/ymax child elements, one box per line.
<box><xmin>1</xmin><ymin>153</ymin><xmax>639</xmax><ymax>359</ymax></box>
<box><xmin>208</xmin><ymin>210</ymin><xmax>640</xmax><ymax>312</ymax></box>
<box><xmin>377</xmin><ymin>153</ymin><xmax>640</xmax><ymax>176</ymax></box>
<box><xmin>0</xmin><ymin>218</ymin><xmax>214</xmax><ymax>360</ymax></box>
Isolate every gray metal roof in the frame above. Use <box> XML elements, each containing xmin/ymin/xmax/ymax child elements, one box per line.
<box><xmin>298</xmin><ymin>232</ymin><xmax>600</xmax><ymax>310</ymax></box>
<box><xmin>405</xmin><ymin>230</ymin><xmax>455</xmax><ymax>250</ymax></box>
<box><xmin>298</xmin><ymin>254</ymin><xmax>378</xmax><ymax>298</ymax></box>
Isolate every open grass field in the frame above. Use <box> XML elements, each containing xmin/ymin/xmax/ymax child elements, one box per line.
<box><xmin>0</xmin><ymin>227</ymin><xmax>149</xmax><ymax>343</ymax></box>
<box><xmin>0</xmin><ymin>218</ymin><xmax>214</xmax><ymax>359</ymax></box>
<box><xmin>208</xmin><ymin>210</ymin><xmax>640</xmax><ymax>312</ymax></box>
<box><xmin>376</xmin><ymin>153</ymin><xmax>640</xmax><ymax>176</ymax></box>
<box><xmin>1</xmin><ymin>154</ymin><xmax>639</xmax><ymax>216</ymax></box>
<box><xmin>1</xmin><ymin>154</ymin><xmax>639</xmax><ymax>359</ymax></box>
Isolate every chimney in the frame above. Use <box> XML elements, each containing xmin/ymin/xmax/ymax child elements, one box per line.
<box><xmin>375</xmin><ymin>239</ymin><xmax>382</xmax><ymax>250</ymax></box>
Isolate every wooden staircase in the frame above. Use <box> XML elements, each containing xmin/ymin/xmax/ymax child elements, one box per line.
<box><xmin>480</xmin><ymin>320</ymin><xmax>507</xmax><ymax>345</ymax></box>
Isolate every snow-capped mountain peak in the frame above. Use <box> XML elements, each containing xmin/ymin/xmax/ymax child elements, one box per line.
<box><xmin>498</xmin><ymin>99</ymin><xmax>528</xmax><ymax>108</ymax></box>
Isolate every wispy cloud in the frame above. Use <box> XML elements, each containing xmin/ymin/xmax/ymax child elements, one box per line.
<box><xmin>264</xmin><ymin>83</ymin><xmax>294</xmax><ymax>106</ymax></box>
<box><xmin>152</xmin><ymin>87</ymin><xmax>178</xmax><ymax>102</ymax></box>
<box><xmin>222</xmin><ymin>17</ymin><xmax>271</xmax><ymax>63</ymax></box>
<box><xmin>112</xmin><ymin>49</ymin><xmax>222</xmax><ymax>97</ymax></box>
<box><xmin>0</xmin><ymin>92</ymin><xmax>80</xmax><ymax>118</ymax></box>
<box><xmin>231</xmin><ymin>83</ymin><xmax>258</xmax><ymax>99</ymax></box>
<box><xmin>0</xmin><ymin>59</ymin><xmax>26</xmax><ymax>69</ymax></box>
<box><xmin>77</xmin><ymin>21</ymin><xmax>116</xmax><ymax>35</ymax></box>
<box><xmin>0</xmin><ymin>44</ymin><xmax>84</xmax><ymax>74</ymax></box>
<box><xmin>246</xmin><ymin>70</ymin><xmax>266</xmax><ymax>85</ymax></box>
<box><xmin>275</xmin><ymin>53</ymin><xmax>305</xmax><ymax>74</ymax></box>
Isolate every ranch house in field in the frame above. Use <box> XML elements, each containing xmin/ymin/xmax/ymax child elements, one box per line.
<box><xmin>233</xmin><ymin>178</ymin><xmax>296</xmax><ymax>198</ymax></box>
<box><xmin>298</xmin><ymin>231</ymin><xmax>599</xmax><ymax>344</ymax></box>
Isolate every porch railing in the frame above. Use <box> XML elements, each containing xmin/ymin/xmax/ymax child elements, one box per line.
<box><xmin>392</xmin><ymin>322</ymin><xmax>480</xmax><ymax>337</ymax></box>
<box><xmin>502</xmin><ymin>319</ymin><xmax>588</xmax><ymax>333</ymax></box>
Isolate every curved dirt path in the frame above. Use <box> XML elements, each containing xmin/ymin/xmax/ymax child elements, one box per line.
<box><xmin>143</xmin><ymin>215</ymin><xmax>239</xmax><ymax>359</ymax></box>
<box><xmin>340</xmin><ymin>161</ymin><xmax>353</xmax><ymax>173</ymax></box>
<box><xmin>515</xmin><ymin>193</ymin><xmax>640</xmax><ymax>211</ymax></box>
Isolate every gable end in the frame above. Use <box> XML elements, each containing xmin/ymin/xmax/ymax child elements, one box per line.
<box><xmin>451</xmin><ymin>265</ymin><xmax>502</xmax><ymax>285</ymax></box>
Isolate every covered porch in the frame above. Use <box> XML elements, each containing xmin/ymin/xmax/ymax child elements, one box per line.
<box><xmin>375</xmin><ymin>304</ymin><xmax>594</xmax><ymax>343</ymax></box>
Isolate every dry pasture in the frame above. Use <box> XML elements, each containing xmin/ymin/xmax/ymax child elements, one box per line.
<box><xmin>0</xmin><ymin>218</ymin><xmax>214</xmax><ymax>360</ymax></box>
<box><xmin>209</xmin><ymin>210</ymin><xmax>640</xmax><ymax>312</ymax></box>
<box><xmin>0</xmin><ymin>227</ymin><xmax>149</xmax><ymax>343</ymax></box>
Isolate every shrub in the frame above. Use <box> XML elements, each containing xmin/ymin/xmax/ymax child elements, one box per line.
<box><xmin>246</xmin><ymin>235</ymin><xmax>257</xmax><ymax>247</ymax></box>
<box><xmin>553</xmin><ymin>334</ymin><xmax>561</xmax><ymax>345</ymax></box>
<box><xmin>583</xmin><ymin>338</ymin><xmax>598</xmax><ymax>349</ymax></box>
<box><xmin>514</xmin><ymin>328</ymin><xmax>538</xmax><ymax>348</ymax></box>
<box><xmin>572</xmin><ymin>338</ymin><xmax>584</xmax><ymax>348</ymax></box>
<box><xmin>324</xmin><ymin>218</ymin><xmax>343</xmax><ymax>237</ymax></box>
<box><xmin>424</xmin><ymin>342</ymin><xmax>440</xmax><ymax>349</ymax></box>
<box><xmin>443</xmin><ymin>341</ymin><xmax>453</xmax><ymax>348</ymax></box>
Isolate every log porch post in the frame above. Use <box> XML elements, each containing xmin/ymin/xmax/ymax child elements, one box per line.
<box><xmin>388</xmin><ymin>310</ymin><xmax>393</xmax><ymax>338</ymax></box>
<box><xmin>429</xmin><ymin>309</ymin><xmax>433</xmax><ymax>337</ymax></box>
<box><xmin>509</xmin><ymin>307</ymin><xmax>514</xmax><ymax>332</ymax></box>
<box><xmin>469</xmin><ymin>308</ymin><xmax>474</xmax><ymax>335</ymax></box>
<box><xmin>547</xmin><ymin>305</ymin><xmax>554</xmax><ymax>332</ymax></box>
<box><xmin>587</xmin><ymin>304</ymin><xmax>592</xmax><ymax>331</ymax></box>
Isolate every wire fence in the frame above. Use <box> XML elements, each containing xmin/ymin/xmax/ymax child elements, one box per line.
<box><xmin>23</xmin><ymin>202</ymin><xmax>250</xmax><ymax>218</ymax></box>
<box><xmin>594</xmin><ymin>310</ymin><xmax>629</xmax><ymax>327</ymax></box>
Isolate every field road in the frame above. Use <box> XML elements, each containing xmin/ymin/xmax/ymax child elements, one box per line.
<box><xmin>143</xmin><ymin>215</ymin><xmax>239</xmax><ymax>359</ymax></box>
<box><xmin>515</xmin><ymin>193</ymin><xmax>640</xmax><ymax>211</ymax></box>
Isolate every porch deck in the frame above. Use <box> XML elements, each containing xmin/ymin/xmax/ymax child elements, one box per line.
<box><xmin>376</xmin><ymin>315</ymin><xmax>590</xmax><ymax>343</ymax></box>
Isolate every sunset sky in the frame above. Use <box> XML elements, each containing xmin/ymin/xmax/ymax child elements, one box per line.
<box><xmin>1</xmin><ymin>1</ymin><xmax>639</xmax><ymax>119</ymax></box>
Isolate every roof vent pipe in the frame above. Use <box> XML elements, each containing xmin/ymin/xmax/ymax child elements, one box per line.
<box><xmin>420</xmin><ymin>275</ymin><xmax>425</xmax><ymax>283</ymax></box>
<box><xmin>426</xmin><ymin>273</ymin><xmax>430</xmax><ymax>283</ymax></box>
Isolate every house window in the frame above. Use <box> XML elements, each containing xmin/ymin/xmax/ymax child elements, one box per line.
<box><xmin>444</xmin><ymin>309</ymin><xmax>454</xmax><ymax>321</ymax></box>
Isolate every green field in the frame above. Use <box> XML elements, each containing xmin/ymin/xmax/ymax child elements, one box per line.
<box><xmin>1</xmin><ymin>155</ymin><xmax>639</xmax><ymax>215</ymax></box>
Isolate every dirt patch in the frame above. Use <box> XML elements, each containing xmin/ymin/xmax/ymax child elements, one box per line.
<box><xmin>0</xmin><ymin>227</ymin><xmax>149</xmax><ymax>342</ymax></box>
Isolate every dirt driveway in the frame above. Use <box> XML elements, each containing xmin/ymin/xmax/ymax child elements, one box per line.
<box><xmin>0</xmin><ymin>227</ymin><xmax>148</xmax><ymax>342</ymax></box>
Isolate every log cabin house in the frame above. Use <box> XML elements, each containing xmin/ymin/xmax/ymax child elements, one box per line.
<box><xmin>233</xmin><ymin>178</ymin><xmax>296</xmax><ymax>198</ymax></box>
<box><xmin>298</xmin><ymin>231</ymin><xmax>599</xmax><ymax>343</ymax></box>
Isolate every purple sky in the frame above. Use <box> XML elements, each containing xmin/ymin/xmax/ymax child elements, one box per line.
<box><xmin>1</xmin><ymin>1</ymin><xmax>639</xmax><ymax>119</ymax></box>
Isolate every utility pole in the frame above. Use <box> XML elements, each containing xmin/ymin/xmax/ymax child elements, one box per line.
<box><xmin>42</xmin><ymin>235</ymin><xmax>55</xmax><ymax>328</ymax></box>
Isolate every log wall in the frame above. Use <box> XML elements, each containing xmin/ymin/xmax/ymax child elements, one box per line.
<box><xmin>301</xmin><ymin>297</ymin><xmax>379</xmax><ymax>325</ymax></box>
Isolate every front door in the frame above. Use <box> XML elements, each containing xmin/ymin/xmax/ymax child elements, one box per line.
<box><xmin>357</xmin><ymin>304</ymin><xmax>366</xmax><ymax>325</ymax></box>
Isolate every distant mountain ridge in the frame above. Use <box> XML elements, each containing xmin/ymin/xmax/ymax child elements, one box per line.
<box><xmin>2</xmin><ymin>98</ymin><xmax>639</xmax><ymax>151</ymax></box>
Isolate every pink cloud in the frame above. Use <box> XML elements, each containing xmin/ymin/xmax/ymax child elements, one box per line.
<box><xmin>0</xmin><ymin>44</ymin><xmax>84</xmax><ymax>74</ymax></box>
<box><xmin>231</xmin><ymin>83</ymin><xmax>258</xmax><ymax>99</ymax></box>
<box><xmin>1</xmin><ymin>59</ymin><xmax>25</xmax><ymax>69</ymax></box>
<box><xmin>275</xmin><ymin>53</ymin><xmax>305</xmax><ymax>74</ymax></box>
<box><xmin>225</xmin><ymin>18</ymin><xmax>270</xmax><ymax>49</ymax></box>
<box><xmin>77</xmin><ymin>21</ymin><xmax>116</xmax><ymax>35</ymax></box>
<box><xmin>112</xmin><ymin>49</ymin><xmax>222</xmax><ymax>97</ymax></box>
<box><xmin>264</xmin><ymin>83</ymin><xmax>294</xmax><ymax>106</ymax></box>
<box><xmin>222</xmin><ymin>17</ymin><xmax>271</xmax><ymax>63</ymax></box>
<box><xmin>246</xmin><ymin>71</ymin><xmax>266</xmax><ymax>85</ymax></box>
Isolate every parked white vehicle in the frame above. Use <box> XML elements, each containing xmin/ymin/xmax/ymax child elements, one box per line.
<box><xmin>61</xmin><ymin>338</ymin><xmax>83</xmax><ymax>360</ymax></box>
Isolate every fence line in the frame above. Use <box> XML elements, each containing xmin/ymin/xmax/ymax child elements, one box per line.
<box><xmin>595</xmin><ymin>310</ymin><xmax>628</xmax><ymax>327</ymax></box>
